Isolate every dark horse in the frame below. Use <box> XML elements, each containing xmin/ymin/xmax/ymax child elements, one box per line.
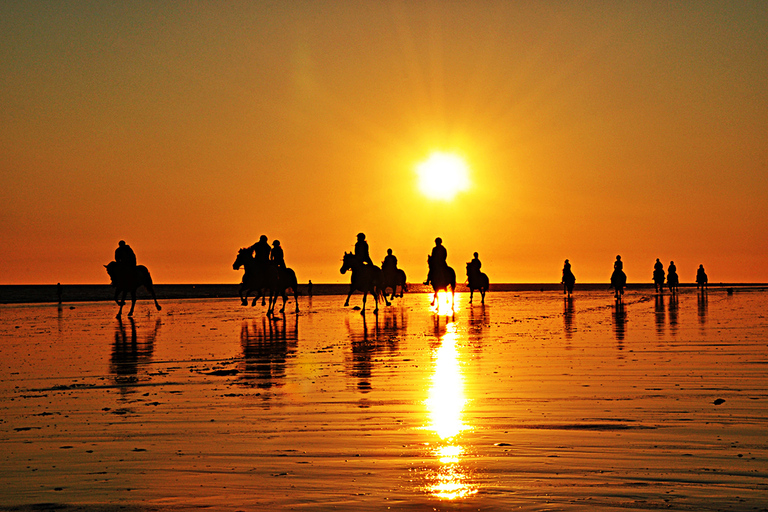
<box><xmin>381</xmin><ymin>267</ymin><xmax>407</xmax><ymax>301</ymax></box>
<box><xmin>105</xmin><ymin>262</ymin><xmax>161</xmax><ymax>318</ymax></box>
<box><xmin>653</xmin><ymin>268</ymin><xmax>666</xmax><ymax>293</ymax></box>
<box><xmin>466</xmin><ymin>262</ymin><xmax>489</xmax><ymax>304</ymax></box>
<box><xmin>610</xmin><ymin>268</ymin><xmax>627</xmax><ymax>300</ymax></box>
<box><xmin>562</xmin><ymin>268</ymin><xmax>576</xmax><ymax>298</ymax></box>
<box><xmin>667</xmin><ymin>268</ymin><xmax>679</xmax><ymax>295</ymax></box>
<box><xmin>428</xmin><ymin>255</ymin><xmax>456</xmax><ymax>307</ymax></box>
<box><xmin>341</xmin><ymin>252</ymin><xmax>389</xmax><ymax>314</ymax></box>
<box><xmin>232</xmin><ymin>248</ymin><xmax>299</xmax><ymax>315</ymax></box>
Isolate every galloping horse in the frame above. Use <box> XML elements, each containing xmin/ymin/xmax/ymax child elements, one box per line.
<box><xmin>340</xmin><ymin>252</ymin><xmax>389</xmax><ymax>314</ymax></box>
<box><xmin>610</xmin><ymin>268</ymin><xmax>627</xmax><ymax>301</ymax></box>
<box><xmin>381</xmin><ymin>267</ymin><xmax>407</xmax><ymax>301</ymax></box>
<box><xmin>653</xmin><ymin>267</ymin><xmax>666</xmax><ymax>293</ymax></box>
<box><xmin>105</xmin><ymin>262</ymin><xmax>161</xmax><ymax>318</ymax></box>
<box><xmin>466</xmin><ymin>262</ymin><xmax>489</xmax><ymax>304</ymax></box>
<box><xmin>233</xmin><ymin>248</ymin><xmax>299</xmax><ymax>314</ymax></box>
<box><xmin>428</xmin><ymin>255</ymin><xmax>456</xmax><ymax>307</ymax></box>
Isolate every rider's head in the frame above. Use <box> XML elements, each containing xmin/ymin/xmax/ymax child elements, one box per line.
<box><xmin>474</xmin><ymin>252</ymin><xmax>479</xmax><ymax>258</ymax></box>
<box><xmin>435</xmin><ymin>237</ymin><xmax>442</xmax><ymax>245</ymax></box>
<box><xmin>616</xmin><ymin>255</ymin><xmax>621</xmax><ymax>260</ymax></box>
<box><xmin>564</xmin><ymin>259</ymin><xmax>569</xmax><ymax>264</ymax></box>
<box><xmin>259</xmin><ymin>235</ymin><xmax>267</xmax><ymax>242</ymax></box>
<box><xmin>387</xmin><ymin>248</ymin><xmax>393</xmax><ymax>255</ymax></box>
<box><xmin>118</xmin><ymin>240</ymin><xmax>126</xmax><ymax>247</ymax></box>
<box><xmin>357</xmin><ymin>233</ymin><xmax>365</xmax><ymax>241</ymax></box>
<box><xmin>273</xmin><ymin>240</ymin><xmax>281</xmax><ymax>247</ymax></box>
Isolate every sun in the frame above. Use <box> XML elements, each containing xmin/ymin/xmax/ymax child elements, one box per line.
<box><xmin>416</xmin><ymin>152</ymin><xmax>471</xmax><ymax>201</ymax></box>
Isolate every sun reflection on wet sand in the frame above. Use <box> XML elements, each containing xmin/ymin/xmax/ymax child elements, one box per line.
<box><xmin>423</xmin><ymin>320</ymin><xmax>478</xmax><ymax>500</ymax></box>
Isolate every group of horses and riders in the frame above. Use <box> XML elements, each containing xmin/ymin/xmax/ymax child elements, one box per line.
<box><xmin>232</xmin><ymin>235</ymin><xmax>299</xmax><ymax>315</ymax></box>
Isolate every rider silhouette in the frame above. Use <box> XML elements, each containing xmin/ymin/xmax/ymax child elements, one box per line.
<box><xmin>468</xmin><ymin>252</ymin><xmax>482</xmax><ymax>273</ymax></box>
<box><xmin>561</xmin><ymin>258</ymin><xmax>571</xmax><ymax>279</ymax></box>
<box><xmin>425</xmin><ymin>237</ymin><xmax>447</xmax><ymax>284</ymax></box>
<box><xmin>696</xmin><ymin>264</ymin><xmax>708</xmax><ymax>289</ymax></box>
<box><xmin>251</xmin><ymin>235</ymin><xmax>271</xmax><ymax>266</ymax></box>
<box><xmin>614</xmin><ymin>255</ymin><xmax>623</xmax><ymax>271</ymax></box>
<box><xmin>354</xmin><ymin>233</ymin><xmax>373</xmax><ymax>265</ymax></box>
<box><xmin>668</xmin><ymin>260</ymin><xmax>676</xmax><ymax>275</ymax></box>
<box><xmin>654</xmin><ymin>258</ymin><xmax>663</xmax><ymax>273</ymax></box>
<box><xmin>382</xmin><ymin>248</ymin><xmax>398</xmax><ymax>271</ymax></box>
<box><xmin>115</xmin><ymin>240</ymin><xmax>137</xmax><ymax>283</ymax></box>
<box><xmin>271</xmin><ymin>240</ymin><xmax>285</xmax><ymax>268</ymax></box>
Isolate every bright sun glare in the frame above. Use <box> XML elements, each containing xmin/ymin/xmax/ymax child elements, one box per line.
<box><xmin>416</xmin><ymin>152</ymin><xmax>470</xmax><ymax>201</ymax></box>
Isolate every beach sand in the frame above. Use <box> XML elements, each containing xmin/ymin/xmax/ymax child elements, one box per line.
<box><xmin>1</xmin><ymin>289</ymin><xmax>766</xmax><ymax>511</ymax></box>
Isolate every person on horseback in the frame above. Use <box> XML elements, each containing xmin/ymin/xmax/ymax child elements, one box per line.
<box><xmin>354</xmin><ymin>233</ymin><xmax>373</xmax><ymax>265</ymax></box>
<box><xmin>425</xmin><ymin>237</ymin><xmax>447</xmax><ymax>285</ymax></box>
<box><xmin>614</xmin><ymin>255</ymin><xmax>623</xmax><ymax>272</ymax></box>
<box><xmin>115</xmin><ymin>240</ymin><xmax>137</xmax><ymax>284</ymax></box>
<box><xmin>696</xmin><ymin>264</ymin><xmax>708</xmax><ymax>290</ymax></box>
<box><xmin>469</xmin><ymin>252</ymin><xmax>482</xmax><ymax>273</ymax></box>
<box><xmin>654</xmin><ymin>258</ymin><xmax>663</xmax><ymax>274</ymax></box>
<box><xmin>382</xmin><ymin>248</ymin><xmax>398</xmax><ymax>272</ymax></box>
<box><xmin>271</xmin><ymin>240</ymin><xmax>285</xmax><ymax>268</ymax></box>
<box><xmin>250</xmin><ymin>235</ymin><xmax>271</xmax><ymax>267</ymax></box>
<box><xmin>668</xmin><ymin>260</ymin><xmax>676</xmax><ymax>275</ymax></box>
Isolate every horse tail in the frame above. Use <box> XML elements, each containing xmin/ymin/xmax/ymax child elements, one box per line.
<box><xmin>137</xmin><ymin>265</ymin><xmax>153</xmax><ymax>287</ymax></box>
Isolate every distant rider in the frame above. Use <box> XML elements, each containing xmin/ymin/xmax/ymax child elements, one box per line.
<box><xmin>469</xmin><ymin>252</ymin><xmax>482</xmax><ymax>273</ymax></box>
<box><xmin>115</xmin><ymin>240</ymin><xmax>137</xmax><ymax>283</ymax></box>
<box><xmin>425</xmin><ymin>237</ymin><xmax>447</xmax><ymax>285</ymax></box>
<box><xmin>251</xmin><ymin>235</ymin><xmax>271</xmax><ymax>266</ymax></box>
<box><xmin>382</xmin><ymin>248</ymin><xmax>398</xmax><ymax>272</ymax></box>
<box><xmin>271</xmin><ymin>240</ymin><xmax>285</xmax><ymax>268</ymax></box>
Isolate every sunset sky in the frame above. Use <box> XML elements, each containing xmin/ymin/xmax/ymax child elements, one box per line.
<box><xmin>2</xmin><ymin>1</ymin><xmax>767</xmax><ymax>285</ymax></box>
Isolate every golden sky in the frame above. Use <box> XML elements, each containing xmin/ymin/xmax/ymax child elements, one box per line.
<box><xmin>2</xmin><ymin>1</ymin><xmax>767</xmax><ymax>284</ymax></box>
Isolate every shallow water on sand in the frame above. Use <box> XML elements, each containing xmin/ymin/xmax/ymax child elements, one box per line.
<box><xmin>1</xmin><ymin>289</ymin><xmax>767</xmax><ymax>511</ymax></box>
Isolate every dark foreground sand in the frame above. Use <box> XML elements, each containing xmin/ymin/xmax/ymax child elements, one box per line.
<box><xmin>1</xmin><ymin>289</ymin><xmax>766</xmax><ymax>511</ymax></box>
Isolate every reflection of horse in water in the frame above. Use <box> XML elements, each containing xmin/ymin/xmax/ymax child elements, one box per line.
<box><xmin>466</xmin><ymin>262</ymin><xmax>489</xmax><ymax>304</ymax></box>
<box><xmin>381</xmin><ymin>267</ymin><xmax>407</xmax><ymax>301</ymax></box>
<box><xmin>428</xmin><ymin>255</ymin><xmax>456</xmax><ymax>307</ymax></box>
<box><xmin>111</xmin><ymin>317</ymin><xmax>160</xmax><ymax>396</ymax></box>
<box><xmin>653</xmin><ymin>268</ymin><xmax>665</xmax><ymax>293</ymax></box>
<box><xmin>232</xmin><ymin>248</ymin><xmax>299</xmax><ymax>314</ymax></box>
<box><xmin>667</xmin><ymin>269</ymin><xmax>679</xmax><ymax>295</ymax></box>
<box><xmin>610</xmin><ymin>269</ymin><xmax>627</xmax><ymax>300</ymax></box>
<box><xmin>340</xmin><ymin>252</ymin><xmax>389</xmax><ymax>314</ymax></box>
<box><xmin>105</xmin><ymin>262</ymin><xmax>161</xmax><ymax>318</ymax></box>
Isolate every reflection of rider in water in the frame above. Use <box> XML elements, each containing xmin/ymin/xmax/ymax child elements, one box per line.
<box><xmin>355</xmin><ymin>233</ymin><xmax>373</xmax><ymax>265</ymax></box>
<box><xmin>271</xmin><ymin>240</ymin><xmax>285</xmax><ymax>268</ymax></box>
<box><xmin>115</xmin><ymin>240</ymin><xmax>137</xmax><ymax>282</ymax></box>
<box><xmin>425</xmin><ymin>237</ymin><xmax>447</xmax><ymax>284</ymax></box>
<box><xmin>382</xmin><ymin>248</ymin><xmax>398</xmax><ymax>272</ymax></box>
<box><xmin>251</xmin><ymin>235</ymin><xmax>271</xmax><ymax>266</ymax></box>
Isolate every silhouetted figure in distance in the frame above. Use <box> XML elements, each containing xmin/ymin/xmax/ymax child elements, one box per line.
<box><xmin>667</xmin><ymin>260</ymin><xmax>679</xmax><ymax>294</ymax></box>
<box><xmin>271</xmin><ymin>240</ymin><xmax>285</xmax><ymax>268</ymax></box>
<box><xmin>381</xmin><ymin>248</ymin><xmax>407</xmax><ymax>300</ymax></box>
<box><xmin>696</xmin><ymin>264</ymin><xmax>708</xmax><ymax>291</ymax></box>
<box><xmin>355</xmin><ymin>233</ymin><xmax>373</xmax><ymax>265</ymax></box>
<box><xmin>115</xmin><ymin>240</ymin><xmax>137</xmax><ymax>285</ymax></box>
<box><xmin>468</xmin><ymin>252</ymin><xmax>481</xmax><ymax>273</ymax></box>
<box><xmin>56</xmin><ymin>283</ymin><xmax>63</xmax><ymax>304</ymax></box>
<box><xmin>561</xmin><ymin>259</ymin><xmax>575</xmax><ymax>297</ymax></box>
<box><xmin>610</xmin><ymin>255</ymin><xmax>627</xmax><ymax>300</ymax></box>
<box><xmin>466</xmin><ymin>252</ymin><xmax>489</xmax><ymax>304</ymax></box>
<box><xmin>307</xmin><ymin>280</ymin><xmax>313</xmax><ymax>297</ymax></box>
<box><xmin>653</xmin><ymin>258</ymin><xmax>665</xmax><ymax>293</ymax></box>
<box><xmin>382</xmin><ymin>248</ymin><xmax>398</xmax><ymax>272</ymax></box>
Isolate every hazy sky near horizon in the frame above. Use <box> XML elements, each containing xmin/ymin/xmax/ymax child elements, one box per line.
<box><xmin>2</xmin><ymin>1</ymin><xmax>767</xmax><ymax>285</ymax></box>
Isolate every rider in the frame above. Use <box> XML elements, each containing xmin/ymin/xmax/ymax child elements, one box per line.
<box><xmin>382</xmin><ymin>248</ymin><xmax>398</xmax><ymax>272</ymax></box>
<box><xmin>115</xmin><ymin>240</ymin><xmax>137</xmax><ymax>282</ymax></box>
<box><xmin>354</xmin><ymin>233</ymin><xmax>373</xmax><ymax>265</ymax></box>
<box><xmin>251</xmin><ymin>235</ymin><xmax>271</xmax><ymax>266</ymax></box>
<box><xmin>469</xmin><ymin>252</ymin><xmax>482</xmax><ymax>273</ymax></box>
<box><xmin>654</xmin><ymin>258</ymin><xmax>663</xmax><ymax>273</ymax></box>
<box><xmin>696</xmin><ymin>264</ymin><xmax>708</xmax><ymax>289</ymax></box>
<box><xmin>668</xmin><ymin>260</ymin><xmax>677</xmax><ymax>275</ymax></box>
<box><xmin>425</xmin><ymin>237</ymin><xmax>448</xmax><ymax>285</ymax></box>
<box><xmin>271</xmin><ymin>240</ymin><xmax>285</xmax><ymax>268</ymax></box>
<box><xmin>561</xmin><ymin>258</ymin><xmax>571</xmax><ymax>280</ymax></box>
<box><xmin>614</xmin><ymin>255</ymin><xmax>623</xmax><ymax>271</ymax></box>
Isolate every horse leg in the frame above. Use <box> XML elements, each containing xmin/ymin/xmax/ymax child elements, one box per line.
<box><xmin>360</xmin><ymin>290</ymin><xmax>367</xmax><ymax>315</ymax></box>
<box><xmin>146</xmin><ymin>284</ymin><xmax>161</xmax><ymax>311</ymax></box>
<box><xmin>344</xmin><ymin>286</ymin><xmax>354</xmax><ymax>307</ymax></box>
<box><xmin>251</xmin><ymin>289</ymin><xmax>261</xmax><ymax>307</ymax></box>
<box><xmin>469</xmin><ymin>288</ymin><xmax>474</xmax><ymax>304</ymax></box>
<box><xmin>115</xmin><ymin>289</ymin><xmax>124</xmax><ymax>318</ymax></box>
<box><xmin>127</xmin><ymin>290</ymin><xmax>137</xmax><ymax>317</ymax></box>
<box><xmin>372</xmin><ymin>288</ymin><xmax>379</xmax><ymax>315</ymax></box>
<box><xmin>481</xmin><ymin>288</ymin><xmax>486</xmax><ymax>304</ymax></box>
<box><xmin>239</xmin><ymin>284</ymin><xmax>249</xmax><ymax>306</ymax></box>
<box><xmin>279</xmin><ymin>291</ymin><xmax>287</xmax><ymax>313</ymax></box>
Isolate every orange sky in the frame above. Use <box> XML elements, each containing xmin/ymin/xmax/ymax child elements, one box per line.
<box><xmin>2</xmin><ymin>2</ymin><xmax>767</xmax><ymax>284</ymax></box>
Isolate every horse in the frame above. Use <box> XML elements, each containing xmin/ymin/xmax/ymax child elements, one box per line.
<box><xmin>233</xmin><ymin>248</ymin><xmax>299</xmax><ymax>315</ymax></box>
<box><xmin>653</xmin><ymin>268</ymin><xmax>666</xmax><ymax>293</ymax></box>
<box><xmin>667</xmin><ymin>269</ymin><xmax>679</xmax><ymax>295</ymax></box>
<box><xmin>610</xmin><ymin>268</ymin><xmax>627</xmax><ymax>301</ymax></box>
<box><xmin>562</xmin><ymin>268</ymin><xmax>576</xmax><ymax>298</ymax></box>
<box><xmin>105</xmin><ymin>262</ymin><xmax>161</xmax><ymax>318</ymax></box>
<box><xmin>340</xmin><ymin>252</ymin><xmax>389</xmax><ymax>314</ymax></box>
<box><xmin>428</xmin><ymin>255</ymin><xmax>456</xmax><ymax>307</ymax></box>
<box><xmin>381</xmin><ymin>266</ymin><xmax>407</xmax><ymax>301</ymax></box>
<box><xmin>466</xmin><ymin>262</ymin><xmax>489</xmax><ymax>304</ymax></box>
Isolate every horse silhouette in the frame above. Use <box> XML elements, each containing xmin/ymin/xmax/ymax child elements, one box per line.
<box><xmin>381</xmin><ymin>266</ymin><xmax>407</xmax><ymax>301</ymax></box>
<box><xmin>466</xmin><ymin>262</ymin><xmax>489</xmax><ymax>304</ymax></box>
<box><xmin>562</xmin><ymin>267</ymin><xmax>575</xmax><ymax>298</ymax></box>
<box><xmin>610</xmin><ymin>268</ymin><xmax>627</xmax><ymax>300</ymax></box>
<box><xmin>105</xmin><ymin>262</ymin><xmax>161</xmax><ymax>318</ymax></box>
<box><xmin>653</xmin><ymin>267</ymin><xmax>666</xmax><ymax>293</ymax></box>
<box><xmin>233</xmin><ymin>248</ymin><xmax>299</xmax><ymax>314</ymax></box>
<box><xmin>667</xmin><ymin>268</ymin><xmax>679</xmax><ymax>295</ymax></box>
<box><xmin>428</xmin><ymin>255</ymin><xmax>456</xmax><ymax>307</ymax></box>
<box><xmin>340</xmin><ymin>252</ymin><xmax>389</xmax><ymax>314</ymax></box>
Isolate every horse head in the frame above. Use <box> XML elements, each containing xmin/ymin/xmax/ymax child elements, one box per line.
<box><xmin>340</xmin><ymin>252</ymin><xmax>355</xmax><ymax>274</ymax></box>
<box><xmin>233</xmin><ymin>248</ymin><xmax>252</xmax><ymax>270</ymax></box>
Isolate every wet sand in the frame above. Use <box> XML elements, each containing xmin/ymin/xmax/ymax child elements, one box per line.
<box><xmin>1</xmin><ymin>289</ymin><xmax>767</xmax><ymax>511</ymax></box>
